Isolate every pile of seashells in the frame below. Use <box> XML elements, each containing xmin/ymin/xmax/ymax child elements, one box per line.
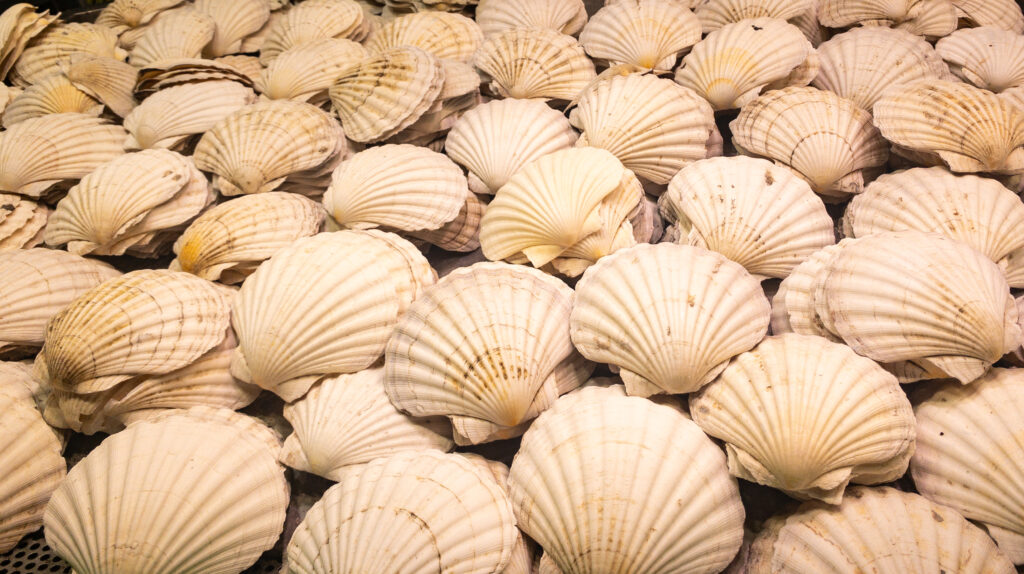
<box><xmin>2</xmin><ymin>0</ymin><xmax>1024</xmax><ymax>572</ymax></box>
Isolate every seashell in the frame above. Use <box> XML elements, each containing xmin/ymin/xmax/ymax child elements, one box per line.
<box><xmin>12</xmin><ymin>23</ymin><xmax>126</xmax><ymax>87</ymax></box>
<box><xmin>408</xmin><ymin>191</ymin><xmax>485</xmax><ymax>252</ymax></box>
<box><xmin>935</xmin><ymin>27</ymin><xmax>1024</xmax><ymax>93</ymax></box>
<box><xmin>365</xmin><ymin>11</ymin><xmax>483</xmax><ymax>62</ymax></box>
<box><xmin>843</xmin><ymin>167</ymin><xmax>1024</xmax><ymax>287</ymax></box>
<box><xmin>1</xmin><ymin>73</ymin><xmax>103</xmax><ymax>128</ymax></box>
<box><xmin>133</xmin><ymin>58</ymin><xmax>255</xmax><ymax>99</ymax></box>
<box><xmin>283</xmin><ymin>451</ymin><xmax>517</xmax><ymax>574</ymax></box>
<box><xmin>259</xmin><ymin>0</ymin><xmax>368</xmax><ymax>64</ymax></box>
<box><xmin>280</xmin><ymin>367</ymin><xmax>453</xmax><ymax>480</ymax></box>
<box><xmin>950</xmin><ymin>0</ymin><xmax>1024</xmax><ymax>33</ymax></box>
<box><xmin>812</xmin><ymin>26</ymin><xmax>951</xmax><ymax>111</ymax></box>
<box><xmin>231</xmin><ymin>230</ymin><xmax>435</xmax><ymax>401</ymax></box>
<box><xmin>124</xmin><ymin>80</ymin><xmax>257</xmax><ymax>150</ymax></box>
<box><xmin>570</xmin><ymin>73</ymin><xmax>717</xmax><ymax>184</ymax></box>
<box><xmin>0</xmin><ymin>5</ymin><xmax>59</xmax><ymax>82</ymax></box>
<box><xmin>0</xmin><ymin>83</ymin><xmax>18</xmax><ymax>118</ymax></box>
<box><xmin>479</xmin><ymin>147</ymin><xmax>642</xmax><ymax>276</ymax></box>
<box><xmin>171</xmin><ymin>192</ymin><xmax>324</xmax><ymax>284</ymax></box>
<box><xmin>579</xmin><ymin>0</ymin><xmax>701</xmax><ymax>71</ymax></box>
<box><xmin>384</xmin><ymin>261</ymin><xmax>592</xmax><ymax>444</ymax></box>
<box><xmin>0</xmin><ymin>194</ymin><xmax>48</xmax><ymax>252</ymax></box>
<box><xmin>818</xmin><ymin>0</ymin><xmax>957</xmax><ymax>38</ymax></box>
<box><xmin>475</xmin><ymin>27</ymin><xmax>597</xmax><ymax>101</ymax></box>
<box><xmin>238</xmin><ymin>9</ymin><xmax>283</xmax><ymax>54</ymax></box>
<box><xmin>0</xmin><ymin>389</ymin><xmax>66</xmax><ymax>554</ymax></box>
<box><xmin>675</xmin><ymin>18</ymin><xmax>818</xmax><ymax>111</ymax></box>
<box><xmin>329</xmin><ymin>46</ymin><xmax>443</xmax><ymax>143</ymax></box>
<box><xmin>691</xmin><ymin>333</ymin><xmax>915</xmax><ymax>504</ymax></box>
<box><xmin>0</xmin><ymin>248</ymin><xmax>120</xmax><ymax>358</ymax></box>
<box><xmin>41</xmin><ymin>269</ymin><xmax>232</xmax><ymax>395</ymax></box>
<box><xmin>444</xmin><ymin>98</ymin><xmax>578</xmax><ymax>195</ymax></box>
<box><xmin>731</xmin><ymin>86</ymin><xmax>889</xmax><ymax>201</ymax></box>
<box><xmin>570</xmin><ymin>242</ymin><xmax>769</xmax><ymax>396</ymax></box>
<box><xmin>95</xmin><ymin>0</ymin><xmax>186</xmax><ymax>35</ymax></box>
<box><xmin>508</xmin><ymin>384</ymin><xmax>745</xmax><ymax>574</ymax></box>
<box><xmin>694</xmin><ymin>0</ymin><xmax>814</xmax><ymax>32</ymax></box>
<box><xmin>61</xmin><ymin>53</ymin><xmax>138</xmax><ymax>118</ymax></box>
<box><xmin>0</xmin><ymin>360</ymin><xmax>47</xmax><ymax>411</ymax></box>
<box><xmin>0</xmin><ymin>113</ymin><xmax>127</xmax><ymax>198</ymax></box>
<box><xmin>255</xmin><ymin>38</ymin><xmax>367</xmax><ymax>102</ymax></box>
<box><xmin>660</xmin><ymin>156</ymin><xmax>835</xmax><ymax>279</ymax></box>
<box><xmin>43</xmin><ymin>408</ymin><xmax>288</xmax><ymax>574</ymax></box>
<box><xmin>129</xmin><ymin>7</ymin><xmax>215</xmax><ymax>67</ymax></box>
<box><xmin>873</xmin><ymin>79</ymin><xmax>1024</xmax><ymax>174</ymax></box>
<box><xmin>911</xmin><ymin>368</ymin><xmax>1024</xmax><ymax>563</ymax></box>
<box><xmin>195</xmin><ymin>0</ymin><xmax>270</xmax><ymax>57</ymax></box>
<box><xmin>475</xmin><ymin>0</ymin><xmax>587</xmax><ymax>37</ymax></box>
<box><xmin>214</xmin><ymin>55</ymin><xmax>263</xmax><ymax>84</ymax></box>
<box><xmin>193</xmin><ymin>99</ymin><xmax>345</xmax><ymax>196</ymax></box>
<box><xmin>747</xmin><ymin>486</ymin><xmax>1016</xmax><ymax>573</ymax></box>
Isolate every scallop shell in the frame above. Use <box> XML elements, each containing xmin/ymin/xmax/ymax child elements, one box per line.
<box><xmin>0</xmin><ymin>113</ymin><xmax>127</xmax><ymax>198</ymax></box>
<box><xmin>752</xmin><ymin>486</ymin><xmax>1016</xmax><ymax>572</ymax></box>
<box><xmin>171</xmin><ymin>192</ymin><xmax>324</xmax><ymax>284</ymax></box>
<box><xmin>579</xmin><ymin>0</ymin><xmax>701</xmax><ymax>71</ymax></box>
<box><xmin>911</xmin><ymin>368</ymin><xmax>1024</xmax><ymax>563</ymax></box>
<box><xmin>479</xmin><ymin>147</ymin><xmax>642</xmax><ymax>275</ymax></box>
<box><xmin>731</xmin><ymin>86</ymin><xmax>889</xmax><ymax>201</ymax></box>
<box><xmin>950</xmin><ymin>0</ymin><xmax>1024</xmax><ymax>33</ymax></box>
<box><xmin>812</xmin><ymin>26</ymin><xmax>951</xmax><ymax>111</ymax></box>
<box><xmin>214</xmin><ymin>54</ymin><xmax>263</xmax><ymax>84</ymax></box>
<box><xmin>280</xmin><ymin>367</ymin><xmax>453</xmax><ymax>480</ymax></box>
<box><xmin>1</xmin><ymin>73</ymin><xmax>103</xmax><ymax>128</ymax></box>
<box><xmin>61</xmin><ymin>53</ymin><xmax>138</xmax><ymax>118</ymax></box>
<box><xmin>43</xmin><ymin>408</ymin><xmax>288</xmax><ymax>574</ymax></box>
<box><xmin>675</xmin><ymin>18</ymin><xmax>818</xmax><ymax>111</ymax></box>
<box><xmin>259</xmin><ymin>0</ymin><xmax>368</xmax><ymax>64</ymax></box>
<box><xmin>231</xmin><ymin>230</ymin><xmax>435</xmax><ymax>402</ymax></box>
<box><xmin>509</xmin><ymin>384</ymin><xmax>745</xmax><ymax>574</ymax></box>
<box><xmin>818</xmin><ymin>0</ymin><xmax>957</xmax><ymax>38</ymax></box>
<box><xmin>694</xmin><ymin>0</ymin><xmax>814</xmax><ymax>31</ymax></box>
<box><xmin>474</xmin><ymin>27</ymin><xmax>597</xmax><ymax>101</ymax></box>
<box><xmin>238</xmin><ymin>9</ymin><xmax>282</xmax><ymax>54</ymax></box>
<box><xmin>0</xmin><ymin>360</ymin><xmax>46</xmax><ymax>411</ymax></box>
<box><xmin>660</xmin><ymin>156</ymin><xmax>835</xmax><ymax>279</ymax></box>
<box><xmin>0</xmin><ymin>194</ymin><xmax>48</xmax><ymax>252</ymax></box>
<box><xmin>691</xmin><ymin>334</ymin><xmax>915</xmax><ymax>504</ymax></box>
<box><xmin>365</xmin><ymin>11</ymin><xmax>482</xmax><ymax>62</ymax></box>
<box><xmin>283</xmin><ymin>451</ymin><xmax>516</xmax><ymax>574</ymax></box>
<box><xmin>0</xmin><ymin>249</ymin><xmax>120</xmax><ymax>358</ymax></box>
<box><xmin>873</xmin><ymin>80</ymin><xmax>1024</xmax><ymax>174</ymax></box>
<box><xmin>0</xmin><ymin>390</ymin><xmax>66</xmax><ymax>554</ymax></box>
<box><xmin>475</xmin><ymin>0</ymin><xmax>587</xmax><ymax>37</ymax></box>
<box><xmin>41</xmin><ymin>269</ymin><xmax>232</xmax><ymax>395</ymax></box>
<box><xmin>12</xmin><ymin>23</ymin><xmax>126</xmax><ymax>87</ymax></box>
<box><xmin>195</xmin><ymin>0</ymin><xmax>270</xmax><ymax>57</ymax></box>
<box><xmin>133</xmin><ymin>58</ymin><xmax>256</xmax><ymax>99</ymax></box>
<box><xmin>124</xmin><ymin>80</ymin><xmax>257</xmax><ymax>150</ymax></box>
<box><xmin>95</xmin><ymin>0</ymin><xmax>185</xmax><ymax>34</ymax></box>
<box><xmin>409</xmin><ymin>192</ymin><xmax>485</xmax><ymax>252</ymax></box>
<box><xmin>0</xmin><ymin>5</ymin><xmax>59</xmax><ymax>82</ymax></box>
<box><xmin>570</xmin><ymin>242</ymin><xmax>769</xmax><ymax>396</ymax></box>
<box><xmin>328</xmin><ymin>46</ymin><xmax>444</xmax><ymax>143</ymax></box>
<box><xmin>129</xmin><ymin>7</ymin><xmax>216</xmax><ymax>67</ymax></box>
<box><xmin>324</xmin><ymin>144</ymin><xmax>467</xmax><ymax>232</ymax></box>
<box><xmin>193</xmin><ymin>100</ymin><xmax>345</xmax><ymax>196</ymax></box>
<box><xmin>255</xmin><ymin>38</ymin><xmax>367</xmax><ymax>102</ymax></box>
<box><xmin>935</xmin><ymin>27</ymin><xmax>1024</xmax><ymax>93</ymax></box>
<box><xmin>444</xmin><ymin>98</ymin><xmax>578</xmax><ymax>195</ymax></box>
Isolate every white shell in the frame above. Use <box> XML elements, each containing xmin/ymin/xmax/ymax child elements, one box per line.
<box><xmin>255</xmin><ymin>38</ymin><xmax>367</xmax><ymax>102</ymax></box>
<box><xmin>95</xmin><ymin>0</ymin><xmax>185</xmax><ymax>34</ymax></box>
<box><xmin>694</xmin><ymin>0</ymin><xmax>814</xmax><ymax>31</ymax></box>
<box><xmin>133</xmin><ymin>58</ymin><xmax>255</xmax><ymax>98</ymax></box>
<box><xmin>950</xmin><ymin>0</ymin><xmax>1024</xmax><ymax>33</ymax></box>
<box><xmin>474</xmin><ymin>27</ymin><xmax>596</xmax><ymax>101</ymax></box>
<box><xmin>129</xmin><ymin>7</ymin><xmax>216</xmax><ymax>67</ymax></box>
<box><xmin>124</xmin><ymin>80</ymin><xmax>257</xmax><ymax>150</ymax></box>
<box><xmin>1</xmin><ymin>73</ymin><xmax>102</xmax><ymax>128</ymax></box>
<box><xmin>12</xmin><ymin>23</ymin><xmax>126</xmax><ymax>87</ymax></box>
<box><xmin>195</xmin><ymin>0</ymin><xmax>270</xmax><ymax>57</ymax></box>
<box><xmin>259</xmin><ymin>0</ymin><xmax>368</xmax><ymax>63</ymax></box>
<box><xmin>508</xmin><ymin>384</ymin><xmax>745</xmax><ymax>574</ymax></box>
<box><xmin>408</xmin><ymin>191</ymin><xmax>486</xmax><ymax>253</ymax></box>
<box><xmin>475</xmin><ymin>0</ymin><xmax>587</xmax><ymax>37</ymax></box>
<box><xmin>818</xmin><ymin>0</ymin><xmax>957</xmax><ymax>38</ymax></box>
<box><xmin>365</xmin><ymin>11</ymin><xmax>483</xmax><ymax>62</ymax></box>
<box><xmin>936</xmin><ymin>27</ymin><xmax>1024</xmax><ymax>93</ymax></box>
<box><xmin>0</xmin><ymin>194</ymin><xmax>49</xmax><ymax>252</ymax></box>
<box><xmin>0</xmin><ymin>5</ymin><xmax>58</xmax><ymax>83</ymax></box>
<box><xmin>579</xmin><ymin>0</ymin><xmax>701</xmax><ymax>71</ymax></box>
<box><xmin>61</xmin><ymin>53</ymin><xmax>138</xmax><ymax>118</ymax></box>
<box><xmin>0</xmin><ymin>360</ymin><xmax>47</xmax><ymax>411</ymax></box>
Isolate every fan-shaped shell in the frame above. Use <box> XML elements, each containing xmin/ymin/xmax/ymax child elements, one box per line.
<box><xmin>12</xmin><ymin>23</ymin><xmax>125</xmax><ymax>87</ymax></box>
<box><xmin>731</xmin><ymin>86</ymin><xmax>889</xmax><ymax>201</ymax></box>
<box><xmin>0</xmin><ymin>5</ymin><xmax>57</xmax><ymax>81</ymax></box>
<box><xmin>231</xmin><ymin>230</ymin><xmax>435</xmax><ymax>402</ymax></box>
<box><xmin>255</xmin><ymin>38</ymin><xmax>367</xmax><ymax>102</ymax></box>
<box><xmin>509</xmin><ymin>384</ymin><xmax>745</xmax><ymax>574</ymax></box>
<box><xmin>936</xmin><ymin>27</ymin><xmax>1024</xmax><ymax>93</ymax></box>
<box><xmin>133</xmin><ymin>57</ymin><xmax>255</xmax><ymax>98</ymax></box>
<box><xmin>694</xmin><ymin>0</ymin><xmax>813</xmax><ymax>31</ymax></box>
<box><xmin>366</xmin><ymin>12</ymin><xmax>482</xmax><ymax>62</ymax></box>
<box><xmin>124</xmin><ymin>80</ymin><xmax>257</xmax><ymax>150</ymax></box>
<box><xmin>0</xmin><ymin>360</ymin><xmax>45</xmax><ymax>411</ymax></box>
<box><xmin>1</xmin><ymin>73</ymin><xmax>102</xmax><ymax>128</ymax></box>
<box><xmin>950</xmin><ymin>0</ymin><xmax>1024</xmax><ymax>33</ymax></box>
<box><xmin>475</xmin><ymin>0</ymin><xmax>587</xmax><ymax>37</ymax></box>
<box><xmin>95</xmin><ymin>0</ymin><xmax>185</xmax><ymax>34</ymax></box>
<box><xmin>474</xmin><ymin>27</ymin><xmax>596</xmax><ymax>101</ymax></box>
<box><xmin>407</xmin><ymin>192</ymin><xmax>485</xmax><ymax>253</ymax></box>
<box><xmin>129</xmin><ymin>7</ymin><xmax>216</xmax><ymax>67</ymax></box>
<box><xmin>61</xmin><ymin>53</ymin><xmax>138</xmax><ymax>118</ymax></box>
<box><xmin>0</xmin><ymin>194</ymin><xmax>48</xmax><ymax>251</ymax></box>
<box><xmin>283</xmin><ymin>450</ymin><xmax>517</xmax><ymax>574</ymax></box>
<box><xmin>691</xmin><ymin>334</ymin><xmax>915</xmax><ymax>504</ymax></box>
<box><xmin>195</xmin><ymin>0</ymin><xmax>270</xmax><ymax>57</ymax></box>
<box><xmin>660</xmin><ymin>156</ymin><xmax>834</xmax><ymax>279</ymax></box>
<box><xmin>873</xmin><ymin>79</ymin><xmax>1024</xmax><ymax>174</ymax></box>
<box><xmin>579</xmin><ymin>0</ymin><xmax>701</xmax><ymax>71</ymax></box>
<box><xmin>214</xmin><ymin>55</ymin><xmax>262</xmax><ymax>84</ymax></box>
<box><xmin>259</xmin><ymin>0</ymin><xmax>368</xmax><ymax>64</ymax></box>
<box><xmin>171</xmin><ymin>192</ymin><xmax>324</xmax><ymax>284</ymax></box>
<box><xmin>818</xmin><ymin>0</ymin><xmax>958</xmax><ymax>38</ymax></box>
<box><xmin>444</xmin><ymin>98</ymin><xmax>578</xmax><ymax>195</ymax></box>
<box><xmin>43</xmin><ymin>408</ymin><xmax>288</xmax><ymax>574</ymax></box>
<box><xmin>747</xmin><ymin>486</ymin><xmax>1016</xmax><ymax>573</ymax></box>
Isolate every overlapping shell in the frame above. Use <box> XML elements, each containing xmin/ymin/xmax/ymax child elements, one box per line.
<box><xmin>475</xmin><ymin>0</ymin><xmax>587</xmax><ymax>37</ymax></box>
<box><xmin>0</xmin><ymin>194</ymin><xmax>48</xmax><ymax>251</ymax></box>
<box><xmin>255</xmin><ymin>38</ymin><xmax>367</xmax><ymax>102</ymax></box>
<box><xmin>124</xmin><ymin>80</ymin><xmax>257</xmax><ymax>150</ymax></box>
<box><xmin>474</xmin><ymin>27</ymin><xmax>596</xmax><ymax>101</ymax></box>
<box><xmin>133</xmin><ymin>57</ymin><xmax>255</xmax><ymax>98</ymax></box>
<box><xmin>195</xmin><ymin>0</ymin><xmax>270</xmax><ymax>58</ymax></box>
<box><xmin>0</xmin><ymin>4</ymin><xmax>59</xmax><ymax>82</ymax></box>
<box><xmin>1</xmin><ymin>74</ymin><xmax>103</xmax><ymax>128</ymax></box>
<box><xmin>60</xmin><ymin>53</ymin><xmax>138</xmax><ymax>118</ymax></box>
<box><xmin>259</xmin><ymin>0</ymin><xmax>369</xmax><ymax>64</ymax></box>
<box><xmin>365</xmin><ymin>11</ymin><xmax>482</xmax><ymax>62</ymax></box>
<box><xmin>95</xmin><ymin>0</ymin><xmax>185</xmax><ymax>35</ymax></box>
<box><xmin>579</xmin><ymin>0</ymin><xmax>701</xmax><ymax>71</ymax></box>
<box><xmin>950</xmin><ymin>0</ymin><xmax>1024</xmax><ymax>33</ymax></box>
<box><xmin>12</xmin><ymin>23</ymin><xmax>126</xmax><ymax>87</ymax></box>
<box><xmin>817</xmin><ymin>0</ymin><xmax>958</xmax><ymax>38</ymax></box>
<box><xmin>935</xmin><ymin>27</ymin><xmax>1024</xmax><ymax>93</ymax></box>
<box><xmin>694</xmin><ymin>0</ymin><xmax>814</xmax><ymax>31</ymax></box>
<box><xmin>129</xmin><ymin>7</ymin><xmax>216</xmax><ymax>67</ymax></box>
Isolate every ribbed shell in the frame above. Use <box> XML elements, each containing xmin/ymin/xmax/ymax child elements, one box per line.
<box><xmin>133</xmin><ymin>58</ymin><xmax>255</xmax><ymax>99</ymax></box>
<box><xmin>509</xmin><ymin>384</ymin><xmax>745</xmax><ymax>574</ymax></box>
<box><xmin>0</xmin><ymin>5</ymin><xmax>57</xmax><ymax>82</ymax></box>
<box><xmin>95</xmin><ymin>0</ymin><xmax>184</xmax><ymax>34</ymax></box>
<box><xmin>366</xmin><ymin>12</ymin><xmax>482</xmax><ymax>62</ymax></box>
<box><xmin>770</xmin><ymin>239</ymin><xmax>856</xmax><ymax>342</ymax></box>
<box><xmin>283</xmin><ymin>451</ymin><xmax>517</xmax><ymax>574</ymax></box>
<box><xmin>43</xmin><ymin>408</ymin><xmax>289</xmax><ymax>574</ymax></box>
<box><xmin>259</xmin><ymin>0</ymin><xmax>367</xmax><ymax>64</ymax></box>
<box><xmin>61</xmin><ymin>53</ymin><xmax>138</xmax><ymax>118</ymax></box>
<box><xmin>0</xmin><ymin>194</ymin><xmax>48</xmax><ymax>252</ymax></box>
<box><xmin>124</xmin><ymin>80</ymin><xmax>257</xmax><ymax>150</ymax></box>
<box><xmin>691</xmin><ymin>334</ymin><xmax>915</xmax><ymax>504</ymax></box>
<box><xmin>407</xmin><ymin>192</ymin><xmax>485</xmax><ymax>253</ymax></box>
<box><xmin>474</xmin><ymin>27</ymin><xmax>596</xmax><ymax>101</ymax></box>
<box><xmin>950</xmin><ymin>0</ymin><xmax>1024</xmax><ymax>33</ymax></box>
<box><xmin>694</xmin><ymin>0</ymin><xmax>814</xmax><ymax>31</ymax></box>
<box><xmin>195</xmin><ymin>0</ymin><xmax>270</xmax><ymax>57</ymax></box>
<box><xmin>818</xmin><ymin>0</ymin><xmax>957</xmax><ymax>38</ymax></box>
<box><xmin>0</xmin><ymin>360</ymin><xmax>45</xmax><ymax>411</ymax></box>
<box><xmin>12</xmin><ymin>23</ymin><xmax>125</xmax><ymax>87</ymax></box>
<box><xmin>255</xmin><ymin>38</ymin><xmax>367</xmax><ymax>102</ymax></box>
<box><xmin>475</xmin><ymin>0</ymin><xmax>587</xmax><ymax>37</ymax></box>
<box><xmin>129</xmin><ymin>7</ymin><xmax>215</xmax><ymax>67</ymax></box>
<box><xmin>579</xmin><ymin>0</ymin><xmax>701</xmax><ymax>71</ymax></box>
<box><xmin>1</xmin><ymin>73</ymin><xmax>102</xmax><ymax>128</ymax></box>
<box><xmin>936</xmin><ymin>27</ymin><xmax>1024</xmax><ymax>93</ymax></box>
<box><xmin>214</xmin><ymin>55</ymin><xmax>262</xmax><ymax>84</ymax></box>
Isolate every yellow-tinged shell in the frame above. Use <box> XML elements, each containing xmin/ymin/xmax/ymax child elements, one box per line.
<box><xmin>95</xmin><ymin>0</ymin><xmax>186</xmax><ymax>34</ymax></box>
<box><xmin>259</xmin><ymin>0</ymin><xmax>368</xmax><ymax>64</ymax></box>
<box><xmin>195</xmin><ymin>0</ymin><xmax>270</xmax><ymax>57</ymax></box>
<box><xmin>474</xmin><ymin>27</ymin><xmax>596</xmax><ymax>101</ymax></box>
<box><xmin>694</xmin><ymin>0</ymin><xmax>814</xmax><ymax>31</ymax></box>
<box><xmin>13</xmin><ymin>23</ymin><xmax>126</xmax><ymax>87</ymax></box>
<box><xmin>133</xmin><ymin>57</ymin><xmax>255</xmax><ymax>99</ymax></box>
<box><xmin>935</xmin><ymin>26</ymin><xmax>1024</xmax><ymax>93</ymax></box>
<box><xmin>475</xmin><ymin>0</ymin><xmax>587</xmax><ymax>37</ymax></box>
<box><xmin>0</xmin><ymin>5</ymin><xmax>59</xmax><ymax>82</ymax></box>
<box><xmin>124</xmin><ymin>80</ymin><xmax>257</xmax><ymax>150</ymax></box>
<box><xmin>365</xmin><ymin>11</ymin><xmax>482</xmax><ymax>62</ymax></box>
<box><xmin>128</xmin><ymin>7</ymin><xmax>216</xmax><ymax>67</ymax></box>
<box><xmin>579</xmin><ymin>0</ymin><xmax>701</xmax><ymax>71</ymax></box>
<box><xmin>1</xmin><ymin>73</ymin><xmax>103</xmax><ymax>128</ymax></box>
<box><xmin>0</xmin><ymin>194</ymin><xmax>48</xmax><ymax>252</ymax></box>
<box><xmin>255</xmin><ymin>38</ymin><xmax>367</xmax><ymax>102</ymax></box>
<box><xmin>818</xmin><ymin>0</ymin><xmax>958</xmax><ymax>38</ymax></box>
<box><xmin>61</xmin><ymin>53</ymin><xmax>138</xmax><ymax>118</ymax></box>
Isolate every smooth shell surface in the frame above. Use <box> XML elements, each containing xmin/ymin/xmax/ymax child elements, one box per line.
<box><xmin>474</xmin><ymin>27</ymin><xmax>596</xmax><ymax>101</ymax></box>
<box><xmin>579</xmin><ymin>0</ymin><xmax>702</xmax><ymax>71</ymax></box>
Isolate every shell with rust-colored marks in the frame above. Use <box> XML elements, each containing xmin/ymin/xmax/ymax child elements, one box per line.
<box><xmin>365</xmin><ymin>11</ymin><xmax>483</xmax><ymax>63</ymax></box>
<box><xmin>259</xmin><ymin>0</ymin><xmax>368</xmax><ymax>64</ymax></box>
<box><xmin>128</xmin><ymin>7</ymin><xmax>216</xmax><ymax>67</ymax></box>
<box><xmin>579</xmin><ymin>0</ymin><xmax>702</xmax><ymax>71</ymax></box>
<box><xmin>474</xmin><ymin>27</ymin><xmax>596</xmax><ymax>101</ymax></box>
<box><xmin>124</xmin><ymin>80</ymin><xmax>257</xmax><ymax>150</ymax></box>
<box><xmin>935</xmin><ymin>26</ymin><xmax>1024</xmax><ymax>93</ymax></box>
<box><xmin>475</xmin><ymin>0</ymin><xmax>587</xmax><ymax>37</ymax></box>
<box><xmin>255</xmin><ymin>38</ymin><xmax>367</xmax><ymax>102</ymax></box>
<box><xmin>694</xmin><ymin>0</ymin><xmax>814</xmax><ymax>31</ymax></box>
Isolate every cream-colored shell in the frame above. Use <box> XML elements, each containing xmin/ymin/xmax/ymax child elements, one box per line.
<box><xmin>365</xmin><ymin>11</ymin><xmax>482</xmax><ymax>62</ymax></box>
<box><xmin>231</xmin><ymin>230</ymin><xmax>435</xmax><ymax>401</ymax></box>
<box><xmin>570</xmin><ymin>243</ymin><xmax>769</xmax><ymax>396</ymax></box>
<box><xmin>283</xmin><ymin>451</ymin><xmax>517</xmax><ymax>574</ymax></box>
<box><xmin>408</xmin><ymin>191</ymin><xmax>486</xmax><ymax>253</ymax></box>
<box><xmin>129</xmin><ymin>7</ymin><xmax>216</xmax><ymax>67</ymax></box>
<box><xmin>694</xmin><ymin>0</ymin><xmax>814</xmax><ymax>31</ymax></box>
<box><xmin>43</xmin><ymin>408</ymin><xmax>288</xmax><ymax>574</ymax></box>
<box><xmin>0</xmin><ymin>194</ymin><xmax>48</xmax><ymax>252</ymax></box>
<box><xmin>474</xmin><ymin>27</ymin><xmax>596</xmax><ymax>101</ymax></box>
<box><xmin>818</xmin><ymin>0</ymin><xmax>957</xmax><ymax>38</ymax></box>
<box><xmin>95</xmin><ymin>0</ymin><xmax>185</xmax><ymax>34</ymax></box>
<box><xmin>475</xmin><ymin>0</ymin><xmax>587</xmax><ymax>37</ymax></box>
<box><xmin>950</xmin><ymin>0</ymin><xmax>1024</xmax><ymax>33</ymax></box>
<box><xmin>259</xmin><ymin>0</ymin><xmax>368</xmax><ymax>64</ymax></box>
<box><xmin>873</xmin><ymin>79</ymin><xmax>1024</xmax><ymax>174</ymax></box>
<box><xmin>570</xmin><ymin>73</ymin><xmax>717</xmax><ymax>184</ymax></box>
<box><xmin>255</xmin><ymin>38</ymin><xmax>367</xmax><ymax>102</ymax></box>
<box><xmin>444</xmin><ymin>98</ymin><xmax>578</xmax><ymax>195</ymax></box>
<box><xmin>1</xmin><ymin>73</ymin><xmax>102</xmax><ymax>128</ymax></box>
<box><xmin>936</xmin><ymin>27</ymin><xmax>1024</xmax><ymax>93</ymax></box>
<box><xmin>45</xmin><ymin>149</ymin><xmax>213</xmax><ymax>257</ymax></box>
<box><xmin>61</xmin><ymin>53</ymin><xmax>138</xmax><ymax>118</ymax></box>
<box><xmin>214</xmin><ymin>54</ymin><xmax>263</xmax><ymax>84</ymax></box>
<box><xmin>0</xmin><ymin>5</ymin><xmax>57</xmax><ymax>82</ymax></box>
<box><xmin>171</xmin><ymin>192</ymin><xmax>324</xmax><ymax>284</ymax></box>
<box><xmin>691</xmin><ymin>334</ymin><xmax>915</xmax><ymax>504</ymax></box>
<box><xmin>132</xmin><ymin>57</ymin><xmax>255</xmax><ymax>99</ymax></box>
<box><xmin>12</xmin><ymin>23</ymin><xmax>126</xmax><ymax>87</ymax></box>
<box><xmin>579</xmin><ymin>0</ymin><xmax>701</xmax><ymax>71</ymax></box>
<box><xmin>731</xmin><ymin>86</ymin><xmax>889</xmax><ymax>201</ymax></box>
<box><xmin>509</xmin><ymin>384</ymin><xmax>745</xmax><ymax>574</ymax></box>
<box><xmin>280</xmin><ymin>368</ymin><xmax>453</xmax><ymax>480</ymax></box>
<box><xmin>812</xmin><ymin>26</ymin><xmax>951</xmax><ymax>111</ymax></box>
<box><xmin>238</xmin><ymin>8</ymin><xmax>281</xmax><ymax>54</ymax></box>
<box><xmin>124</xmin><ymin>80</ymin><xmax>257</xmax><ymax>150</ymax></box>
<box><xmin>660</xmin><ymin>156</ymin><xmax>834</xmax><ymax>279</ymax></box>
<box><xmin>770</xmin><ymin>239</ymin><xmax>862</xmax><ymax>342</ymax></box>
<box><xmin>195</xmin><ymin>0</ymin><xmax>270</xmax><ymax>57</ymax></box>
<box><xmin>0</xmin><ymin>361</ymin><xmax>46</xmax><ymax>411</ymax></box>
